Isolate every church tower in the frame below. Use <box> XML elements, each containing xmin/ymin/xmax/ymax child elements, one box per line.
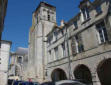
<box><xmin>34</xmin><ymin>2</ymin><xmax>56</xmax><ymax>35</ymax></box>
<box><xmin>28</xmin><ymin>2</ymin><xmax>56</xmax><ymax>82</ymax></box>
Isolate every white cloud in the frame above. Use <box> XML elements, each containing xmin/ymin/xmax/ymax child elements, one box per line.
<box><xmin>16</xmin><ymin>47</ymin><xmax>28</xmax><ymax>55</ymax></box>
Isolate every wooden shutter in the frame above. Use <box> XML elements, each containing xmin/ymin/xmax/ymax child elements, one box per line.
<box><xmin>78</xmin><ymin>34</ymin><xmax>84</xmax><ymax>52</ymax></box>
<box><xmin>71</xmin><ymin>37</ymin><xmax>77</xmax><ymax>56</ymax></box>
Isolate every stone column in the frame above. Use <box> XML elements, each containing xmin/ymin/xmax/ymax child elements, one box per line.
<box><xmin>91</xmin><ymin>72</ymin><xmax>101</xmax><ymax>85</ymax></box>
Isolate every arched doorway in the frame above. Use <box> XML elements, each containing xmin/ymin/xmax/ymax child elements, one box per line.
<box><xmin>97</xmin><ymin>59</ymin><xmax>111</xmax><ymax>85</ymax></box>
<box><xmin>51</xmin><ymin>68</ymin><xmax>67</xmax><ymax>82</ymax></box>
<box><xmin>74</xmin><ymin>65</ymin><xmax>93</xmax><ymax>85</ymax></box>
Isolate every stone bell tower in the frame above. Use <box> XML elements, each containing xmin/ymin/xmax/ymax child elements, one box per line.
<box><xmin>28</xmin><ymin>2</ymin><xmax>56</xmax><ymax>82</ymax></box>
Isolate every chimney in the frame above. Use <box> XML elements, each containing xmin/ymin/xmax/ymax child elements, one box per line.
<box><xmin>61</xmin><ymin>20</ymin><xmax>65</xmax><ymax>27</ymax></box>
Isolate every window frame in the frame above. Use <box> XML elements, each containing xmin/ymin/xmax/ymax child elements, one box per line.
<box><xmin>75</xmin><ymin>35</ymin><xmax>84</xmax><ymax>53</ymax></box>
<box><xmin>96</xmin><ymin>21</ymin><xmax>108</xmax><ymax>44</ymax></box>
<box><xmin>82</xmin><ymin>7</ymin><xmax>90</xmax><ymax>21</ymax></box>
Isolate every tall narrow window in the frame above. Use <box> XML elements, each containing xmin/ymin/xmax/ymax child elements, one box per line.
<box><xmin>48</xmin><ymin>14</ymin><xmax>50</xmax><ymax>21</ymax></box>
<box><xmin>48</xmin><ymin>37</ymin><xmax>51</xmax><ymax>45</ymax></box>
<box><xmin>54</xmin><ymin>31</ymin><xmax>58</xmax><ymax>41</ymax></box>
<box><xmin>54</xmin><ymin>47</ymin><xmax>59</xmax><ymax>60</ymax></box>
<box><xmin>48</xmin><ymin>51</ymin><xmax>51</xmax><ymax>62</ymax></box>
<box><xmin>0</xmin><ymin>58</ymin><xmax>1</xmax><ymax>64</ymax></box>
<box><xmin>96</xmin><ymin>21</ymin><xmax>108</xmax><ymax>44</ymax></box>
<box><xmin>71</xmin><ymin>34</ymin><xmax>84</xmax><ymax>56</ymax></box>
<box><xmin>47</xmin><ymin>10</ymin><xmax>50</xmax><ymax>21</ymax></box>
<box><xmin>74</xmin><ymin>21</ymin><xmax>78</xmax><ymax>29</ymax></box>
<box><xmin>37</xmin><ymin>16</ymin><xmax>39</xmax><ymax>24</ymax></box>
<box><xmin>61</xmin><ymin>30</ymin><xmax>64</xmax><ymax>36</ymax></box>
<box><xmin>108</xmin><ymin>4</ymin><xmax>111</xmax><ymax>15</ymax></box>
<box><xmin>82</xmin><ymin>7</ymin><xmax>90</xmax><ymax>21</ymax></box>
<box><xmin>75</xmin><ymin>34</ymin><xmax>84</xmax><ymax>53</ymax></box>
<box><xmin>62</xmin><ymin>42</ymin><xmax>65</xmax><ymax>57</ymax></box>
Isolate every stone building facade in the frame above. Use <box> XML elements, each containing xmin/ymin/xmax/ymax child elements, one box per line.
<box><xmin>0</xmin><ymin>40</ymin><xmax>12</xmax><ymax>85</ymax></box>
<box><xmin>8</xmin><ymin>47</ymin><xmax>28</xmax><ymax>81</ymax></box>
<box><xmin>46</xmin><ymin>0</ymin><xmax>111</xmax><ymax>85</ymax></box>
<box><xmin>0</xmin><ymin>0</ymin><xmax>12</xmax><ymax>85</ymax></box>
<box><xmin>27</xmin><ymin>0</ymin><xmax>111</xmax><ymax>85</ymax></box>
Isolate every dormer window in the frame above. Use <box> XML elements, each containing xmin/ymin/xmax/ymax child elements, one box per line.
<box><xmin>82</xmin><ymin>7</ymin><xmax>90</xmax><ymax>21</ymax></box>
<box><xmin>74</xmin><ymin>21</ymin><xmax>78</xmax><ymax>29</ymax></box>
<box><xmin>96</xmin><ymin>6</ymin><xmax>102</xmax><ymax>15</ymax></box>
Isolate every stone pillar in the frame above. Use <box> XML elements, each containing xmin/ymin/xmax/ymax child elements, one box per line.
<box><xmin>92</xmin><ymin>72</ymin><xmax>101</xmax><ymax>85</ymax></box>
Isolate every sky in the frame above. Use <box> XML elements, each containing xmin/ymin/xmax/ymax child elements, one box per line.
<box><xmin>2</xmin><ymin>0</ymin><xmax>94</xmax><ymax>52</ymax></box>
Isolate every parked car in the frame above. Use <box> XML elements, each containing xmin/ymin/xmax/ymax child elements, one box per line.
<box><xmin>74</xmin><ymin>79</ymin><xmax>92</xmax><ymax>85</ymax></box>
<box><xmin>18</xmin><ymin>81</ymin><xmax>40</xmax><ymax>85</ymax></box>
<box><xmin>13</xmin><ymin>80</ymin><xmax>22</xmax><ymax>85</ymax></box>
<box><xmin>8</xmin><ymin>79</ymin><xmax>14</xmax><ymax>85</ymax></box>
<box><xmin>33</xmin><ymin>82</ymin><xmax>40</xmax><ymax>85</ymax></box>
<box><xmin>55</xmin><ymin>80</ymin><xmax>86</xmax><ymax>85</ymax></box>
<box><xmin>74</xmin><ymin>79</ymin><xmax>88</xmax><ymax>84</ymax></box>
<box><xmin>41</xmin><ymin>82</ymin><xmax>55</xmax><ymax>85</ymax></box>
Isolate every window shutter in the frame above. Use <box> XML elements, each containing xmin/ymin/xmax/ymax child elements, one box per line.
<box><xmin>78</xmin><ymin>34</ymin><xmax>84</xmax><ymax>52</ymax></box>
<box><xmin>78</xmin><ymin>34</ymin><xmax>82</xmax><ymax>45</ymax></box>
<box><xmin>71</xmin><ymin>37</ymin><xmax>77</xmax><ymax>56</ymax></box>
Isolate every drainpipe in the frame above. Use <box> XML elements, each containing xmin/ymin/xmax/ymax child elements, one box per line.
<box><xmin>65</xmin><ymin>25</ymin><xmax>72</xmax><ymax>80</ymax></box>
